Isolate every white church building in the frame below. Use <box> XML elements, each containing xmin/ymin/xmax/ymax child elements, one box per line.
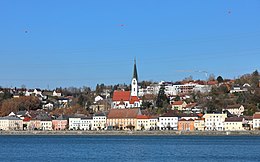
<box><xmin>112</xmin><ymin>60</ymin><xmax>142</xmax><ymax>109</ymax></box>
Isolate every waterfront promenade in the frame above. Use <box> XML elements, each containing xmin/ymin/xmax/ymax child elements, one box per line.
<box><xmin>1</xmin><ymin>130</ymin><xmax>260</xmax><ymax>136</ymax></box>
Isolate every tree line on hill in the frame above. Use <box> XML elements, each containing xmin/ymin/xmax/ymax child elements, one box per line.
<box><xmin>0</xmin><ymin>70</ymin><xmax>260</xmax><ymax>116</ymax></box>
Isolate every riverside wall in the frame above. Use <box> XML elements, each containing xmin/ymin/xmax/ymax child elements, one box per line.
<box><xmin>1</xmin><ymin>130</ymin><xmax>260</xmax><ymax>136</ymax></box>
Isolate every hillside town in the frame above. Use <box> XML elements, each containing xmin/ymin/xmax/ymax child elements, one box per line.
<box><xmin>1</xmin><ymin>61</ymin><xmax>260</xmax><ymax>132</ymax></box>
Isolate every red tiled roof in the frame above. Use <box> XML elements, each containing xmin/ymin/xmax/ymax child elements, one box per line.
<box><xmin>179</xmin><ymin>118</ymin><xmax>194</xmax><ymax>122</ymax></box>
<box><xmin>207</xmin><ymin>81</ymin><xmax>218</xmax><ymax>85</ymax></box>
<box><xmin>253</xmin><ymin>113</ymin><xmax>260</xmax><ymax>119</ymax></box>
<box><xmin>195</xmin><ymin>118</ymin><xmax>205</xmax><ymax>121</ymax></box>
<box><xmin>197</xmin><ymin>113</ymin><xmax>204</xmax><ymax>118</ymax></box>
<box><xmin>23</xmin><ymin>117</ymin><xmax>31</xmax><ymax>122</ymax></box>
<box><xmin>112</xmin><ymin>90</ymin><xmax>131</xmax><ymax>101</ymax></box>
<box><xmin>107</xmin><ymin>108</ymin><xmax>141</xmax><ymax>119</ymax></box>
<box><xmin>172</xmin><ymin>101</ymin><xmax>184</xmax><ymax>105</ymax></box>
<box><xmin>185</xmin><ymin>103</ymin><xmax>197</xmax><ymax>108</ymax></box>
<box><xmin>136</xmin><ymin>115</ymin><xmax>149</xmax><ymax>119</ymax></box>
<box><xmin>130</xmin><ymin>96</ymin><xmax>140</xmax><ymax>104</ymax></box>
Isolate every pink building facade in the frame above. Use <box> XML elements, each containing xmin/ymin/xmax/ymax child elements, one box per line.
<box><xmin>52</xmin><ymin>120</ymin><xmax>68</xmax><ymax>130</ymax></box>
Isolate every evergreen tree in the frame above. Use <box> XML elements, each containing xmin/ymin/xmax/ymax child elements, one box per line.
<box><xmin>251</xmin><ymin>70</ymin><xmax>259</xmax><ymax>88</ymax></box>
<box><xmin>217</xmin><ymin>76</ymin><xmax>224</xmax><ymax>83</ymax></box>
<box><xmin>156</xmin><ymin>85</ymin><xmax>168</xmax><ymax>108</ymax></box>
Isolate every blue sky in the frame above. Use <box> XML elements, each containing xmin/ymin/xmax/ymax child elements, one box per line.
<box><xmin>0</xmin><ymin>1</ymin><xmax>260</xmax><ymax>89</ymax></box>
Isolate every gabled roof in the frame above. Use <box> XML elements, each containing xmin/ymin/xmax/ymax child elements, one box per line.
<box><xmin>112</xmin><ymin>90</ymin><xmax>131</xmax><ymax>101</ymax></box>
<box><xmin>225</xmin><ymin>104</ymin><xmax>242</xmax><ymax>109</ymax></box>
<box><xmin>172</xmin><ymin>101</ymin><xmax>185</xmax><ymax>106</ymax></box>
<box><xmin>107</xmin><ymin>108</ymin><xmax>141</xmax><ymax>119</ymax></box>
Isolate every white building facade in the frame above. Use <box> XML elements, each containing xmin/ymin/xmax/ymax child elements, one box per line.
<box><xmin>203</xmin><ymin>113</ymin><xmax>227</xmax><ymax>131</ymax></box>
<box><xmin>93</xmin><ymin>114</ymin><xmax>107</xmax><ymax>130</ymax></box>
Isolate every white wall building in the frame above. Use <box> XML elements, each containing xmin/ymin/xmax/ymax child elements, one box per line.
<box><xmin>253</xmin><ymin>112</ymin><xmax>260</xmax><ymax>130</ymax></box>
<box><xmin>136</xmin><ymin>115</ymin><xmax>150</xmax><ymax>130</ymax></box>
<box><xmin>40</xmin><ymin>120</ymin><xmax>53</xmax><ymax>131</ymax></box>
<box><xmin>69</xmin><ymin>118</ymin><xmax>81</xmax><ymax>130</ymax></box>
<box><xmin>224</xmin><ymin>117</ymin><xmax>244</xmax><ymax>131</ymax></box>
<box><xmin>159</xmin><ymin>111</ymin><xmax>179</xmax><ymax>130</ymax></box>
<box><xmin>93</xmin><ymin>114</ymin><xmax>107</xmax><ymax>130</ymax></box>
<box><xmin>149</xmin><ymin>117</ymin><xmax>159</xmax><ymax>130</ymax></box>
<box><xmin>53</xmin><ymin>90</ymin><xmax>62</xmax><ymax>97</ymax></box>
<box><xmin>0</xmin><ymin>113</ymin><xmax>23</xmax><ymax>131</ymax></box>
<box><xmin>94</xmin><ymin>96</ymin><xmax>104</xmax><ymax>103</ymax></box>
<box><xmin>81</xmin><ymin>117</ymin><xmax>93</xmax><ymax>130</ymax></box>
<box><xmin>203</xmin><ymin>113</ymin><xmax>227</xmax><ymax>131</ymax></box>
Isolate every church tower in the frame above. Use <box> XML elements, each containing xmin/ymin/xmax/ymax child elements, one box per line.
<box><xmin>131</xmin><ymin>59</ymin><xmax>138</xmax><ymax>97</ymax></box>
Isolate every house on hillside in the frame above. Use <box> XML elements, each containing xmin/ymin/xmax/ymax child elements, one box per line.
<box><xmin>94</xmin><ymin>95</ymin><xmax>104</xmax><ymax>103</ymax></box>
<box><xmin>222</xmin><ymin>105</ymin><xmax>244</xmax><ymax>117</ymax></box>
<box><xmin>171</xmin><ymin>101</ymin><xmax>187</xmax><ymax>111</ymax></box>
<box><xmin>90</xmin><ymin>100</ymin><xmax>111</xmax><ymax>112</ymax></box>
<box><xmin>53</xmin><ymin>90</ymin><xmax>62</xmax><ymax>97</ymax></box>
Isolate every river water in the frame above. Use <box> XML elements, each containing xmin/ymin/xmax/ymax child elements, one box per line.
<box><xmin>0</xmin><ymin>135</ymin><xmax>259</xmax><ymax>162</ymax></box>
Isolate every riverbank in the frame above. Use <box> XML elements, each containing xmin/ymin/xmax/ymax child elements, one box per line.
<box><xmin>1</xmin><ymin>130</ymin><xmax>260</xmax><ymax>136</ymax></box>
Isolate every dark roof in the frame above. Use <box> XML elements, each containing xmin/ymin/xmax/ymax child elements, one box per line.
<box><xmin>160</xmin><ymin>110</ymin><xmax>179</xmax><ymax>117</ymax></box>
<box><xmin>225</xmin><ymin>117</ymin><xmax>243</xmax><ymax>122</ymax></box>
<box><xmin>94</xmin><ymin>112</ymin><xmax>106</xmax><ymax>117</ymax></box>
<box><xmin>0</xmin><ymin>116</ymin><xmax>21</xmax><ymax>120</ymax></box>
<box><xmin>226</xmin><ymin>104</ymin><xmax>242</xmax><ymax>109</ymax></box>
<box><xmin>55</xmin><ymin>115</ymin><xmax>69</xmax><ymax>120</ymax></box>
<box><xmin>81</xmin><ymin>116</ymin><xmax>93</xmax><ymax>120</ymax></box>
<box><xmin>244</xmin><ymin>116</ymin><xmax>253</xmax><ymax>120</ymax></box>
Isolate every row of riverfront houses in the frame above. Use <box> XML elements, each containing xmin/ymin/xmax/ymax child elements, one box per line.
<box><xmin>1</xmin><ymin>109</ymin><xmax>260</xmax><ymax>131</ymax></box>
